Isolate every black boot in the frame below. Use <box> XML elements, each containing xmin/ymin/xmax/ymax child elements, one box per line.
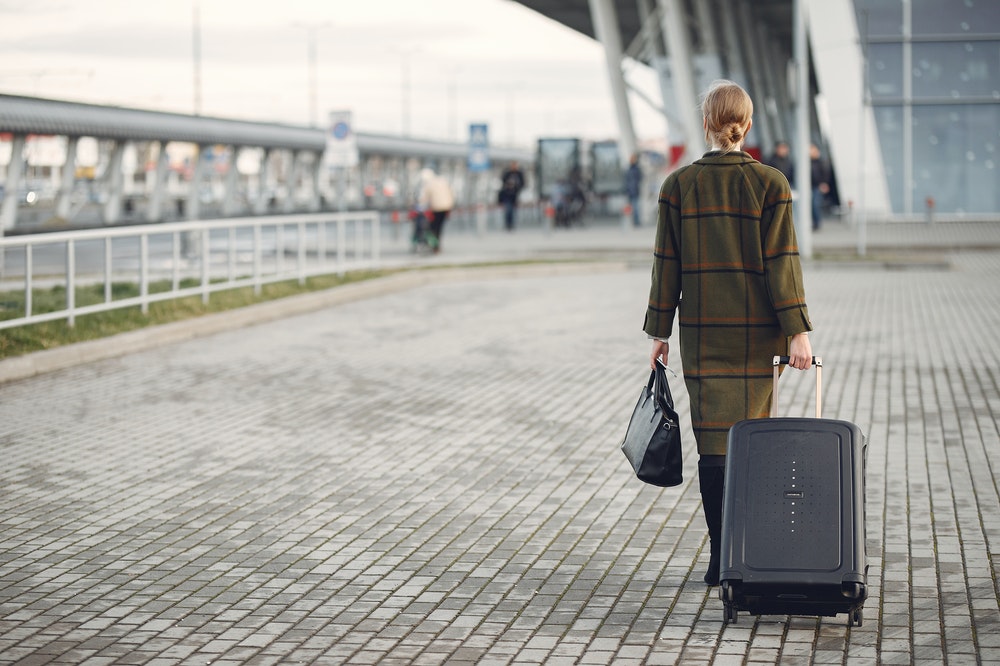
<box><xmin>699</xmin><ymin>463</ymin><xmax>726</xmax><ymax>586</ymax></box>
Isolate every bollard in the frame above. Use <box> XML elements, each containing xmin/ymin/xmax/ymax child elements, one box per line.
<box><xmin>925</xmin><ymin>196</ymin><xmax>935</xmax><ymax>224</ymax></box>
<box><xmin>622</xmin><ymin>203</ymin><xmax>633</xmax><ymax>231</ymax></box>
<box><xmin>543</xmin><ymin>203</ymin><xmax>555</xmax><ymax>235</ymax></box>
<box><xmin>476</xmin><ymin>203</ymin><xmax>487</xmax><ymax>236</ymax></box>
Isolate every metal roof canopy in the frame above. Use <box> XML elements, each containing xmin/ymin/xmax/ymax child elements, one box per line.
<box><xmin>511</xmin><ymin>0</ymin><xmax>794</xmax><ymax>65</ymax></box>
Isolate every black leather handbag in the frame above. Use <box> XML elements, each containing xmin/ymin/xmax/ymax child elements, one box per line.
<box><xmin>620</xmin><ymin>359</ymin><xmax>683</xmax><ymax>487</ymax></box>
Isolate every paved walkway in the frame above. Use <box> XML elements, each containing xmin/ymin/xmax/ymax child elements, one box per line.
<box><xmin>1</xmin><ymin>218</ymin><xmax>1000</xmax><ymax>664</ymax></box>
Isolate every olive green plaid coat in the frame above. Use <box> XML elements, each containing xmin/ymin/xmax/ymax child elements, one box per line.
<box><xmin>644</xmin><ymin>151</ymin><xmax>812</xmax><ymax>455</ymax></box>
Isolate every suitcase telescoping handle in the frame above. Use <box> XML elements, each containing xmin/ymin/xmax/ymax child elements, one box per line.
<box><xmin>771</xmin><ymin>355</ymin><xmax>823</xmax><ymax>418</ymax></box>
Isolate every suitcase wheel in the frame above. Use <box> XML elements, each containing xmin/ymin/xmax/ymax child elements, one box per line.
<box><xmin>723</xmin><ymin>602</ymin><xmax>738</xmax><ymax>624</ymax></box>
<box><xmin>720</xmin><ymin>581</ymin><xmax>738</xmax><ymax>624</ymax></box>
<box><xmin>850</xmin><ymin>607</ymin><xmax>863</xmax><ymax>627</ymax></box>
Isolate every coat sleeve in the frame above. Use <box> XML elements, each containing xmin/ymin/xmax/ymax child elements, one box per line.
<box><xmin>643</xmin><ymin>175</ymin><xmax>682</xmax><ymax>338</ymax></box>
<box><xmin>761</xmin><ymin>181</ymin><xmax>813</xmax><ymax>336</ymax></box>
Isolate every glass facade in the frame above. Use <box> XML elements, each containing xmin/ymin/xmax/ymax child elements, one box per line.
<box><xmin>856</xmin><ymin>0</ymin><xmax>999</xmax><ymax>215</ymax></box>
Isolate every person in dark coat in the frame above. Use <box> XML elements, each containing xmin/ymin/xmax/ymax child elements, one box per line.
<box><xmin>624</xmin><ymin>152</ymin><xmax>643</xmax><ymax>227</ymax></box>
<box><xmin>644</xmin><ymin>80</ymin><xmax>814</xmax><ymax>586</ymax></box>
<box><xmin>764</xmin><ymin>140</ymin><xmax>795</xmax><ymax>187</ymax></box>
<box><xmin>810</xmin><ymin>144</ymin><xmax>831</xmax><ymax>230</ymax></box>
<box><xmin>497</xmin><ymin>161</ymin><xmax>525</xmax><ymax>231</ymax></box>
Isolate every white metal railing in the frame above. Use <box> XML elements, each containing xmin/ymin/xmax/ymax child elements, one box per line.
<box><xmin>0</xmin><ymin>211</ymin><xmax>381</xmax><ymax>330</ymax></box>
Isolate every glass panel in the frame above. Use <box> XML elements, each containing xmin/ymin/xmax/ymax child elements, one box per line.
<box><xmin>873</xmin><ymin>106</ymin><xmax>905</xmax><ymax>213</ymax></box>
<box><xmin>912</xmin><ymin>41</ymin><xmax>1000</xmax><ymax>99</ymax></box>
<box><xmin>912</xmin><ymin>0</ymin><xmax>1000</xmax><ymax>36</ymax></box>
<box><xmin>911</xmin><ymin>105</ymin><xmax>1000</xmax><ymax>213</ymax></box>
<box><xmin>855</xmin><ymin>0</ymin><xmax>903</xmax><ymax>37</ymax></box>
<box><xmin>869</xmin><ymin>43</ymin><xmax>903</xmax><ymax>99</ymax></box>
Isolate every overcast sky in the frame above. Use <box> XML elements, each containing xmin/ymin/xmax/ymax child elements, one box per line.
<box><xmin>0</xmin><ymin>0</ymin><xmax>666</xmax><ymax>149</ymax></box>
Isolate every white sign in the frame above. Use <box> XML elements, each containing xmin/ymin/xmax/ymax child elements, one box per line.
<box><xmin>325</xmin><ymin>110</ymin><xmax>359</xmax><ymax>169</ymax></box>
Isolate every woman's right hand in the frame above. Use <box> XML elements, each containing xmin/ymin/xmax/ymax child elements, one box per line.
<box><xmin>650</xmin><ymin>339</ymin><xmax>669</xmax><ymax>369</ymax></box>
<box><xmin>788</xmin><ymin>333</ymin><xmax>813</xmax><ymax>370</ymax></box>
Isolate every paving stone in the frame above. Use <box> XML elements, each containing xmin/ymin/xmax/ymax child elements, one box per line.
<box><xmin>1</xmin><ymin>222</ymin><xmax>999</xmax><ymax>664</ymax></box>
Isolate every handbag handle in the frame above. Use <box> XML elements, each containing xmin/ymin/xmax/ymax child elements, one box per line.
<box><xmin>771</xmin><ymin>355</ymin><xmax>823</xmax><ymax>418</ymax></box>
<box><xmin>653</xmin><ymin>358</ymin><xmax>675</xmax><ymax>412</ymax></box>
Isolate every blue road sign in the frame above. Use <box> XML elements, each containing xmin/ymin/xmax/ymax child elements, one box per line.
<box><xmin>468</xmin><ymin>123</ymin><xmax>490</xmax><ymax>172</ymax></box>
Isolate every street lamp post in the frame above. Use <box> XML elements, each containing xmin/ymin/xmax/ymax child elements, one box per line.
<box><xmin>393</xmin><ymin>46</ymin><xmax>422</xmax><ymax>137</ymax></box>
<box><xmin>193</xmin><ymin>2</ymin><xmax>202</xmax><ymax>116</ymax></box>
<box><xmin>292</xmin><ymin>21</ymin><xmax>331</xmax><ymax>128</ymax></box>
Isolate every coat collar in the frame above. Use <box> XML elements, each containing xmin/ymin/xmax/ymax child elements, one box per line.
<box><xmin>693</xmin><ymin>151</ymin><xmax>755</xmax><ymax>165</ymax></box>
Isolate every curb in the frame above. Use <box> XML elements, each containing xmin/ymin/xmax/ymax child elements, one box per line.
<box><xmin>0</xmin><ymin>261</ymin><xmax>628</xmax><ymax>385</ymax></box>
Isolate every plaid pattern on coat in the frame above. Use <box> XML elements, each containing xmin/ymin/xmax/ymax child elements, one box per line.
<box><xmin>643</xmin><ymin>151</ymin><xmax>812</xmax><ymax>455</ymax></box>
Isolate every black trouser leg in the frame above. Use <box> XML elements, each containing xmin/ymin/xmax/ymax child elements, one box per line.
<box><xmin>699</xmin><ymin>460</ymin><xmax>726</xmax><ymax>586</ymax></box>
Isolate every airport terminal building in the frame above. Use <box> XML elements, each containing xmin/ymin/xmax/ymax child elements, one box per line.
<box><xmin>0</xmin><ymin>0</ymin><xmax>996</xmax><ymax>232</ymax></box>
<box><xmin>519</xmin><ymin>0</ymin><xmax>999</xmax><ymax>221</ymax></box>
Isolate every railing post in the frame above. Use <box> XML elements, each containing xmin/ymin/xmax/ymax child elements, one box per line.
<box><xmin>104</xmin><ymin>237</ymin><xmax>113</xmax><ymax>303</ymax></box>
<box><xmin>172</xmin><ymin>231</ymin><xmax>181</xmax><ymax>292</ymax></box>
<box><xmin>297</xmin><ymin>220</ymin><xmax>306</xmax><ymax>285</ymax></box>
<box><xmin>253</xmin><ymin>223</ymin><xmax>262</xmax><ymax>296</ymax></box>
<box><xmin>228</xmin><ymin>226</ymin><xmax>236</xmax><ymax>283</ymax></box>
<box><xmin>24</xmin><ymin>245</ymin><xmax>32</xmax><ymax>319</ymax></box>
<box><xmin>354</xmin><ymin>216</ymin><xmax>363</xmax><ymax>260</ymax></box>
<box><xmin>66</xmin><ymin>239</ymin><xmax>76</xmax><ymax>327</ymax></box>
<box><xmin>371</xmin><ymin>213</ymin><xmax>381</xmax><ymax>265</ymax></box>
<box><xmin>201</xmin><ymin>226</ymin><xmax>210</xmax><ymax>304</ymax></box>
<box><xmin>276</xmin><ymin>225</ymin><xmax>285</xmax><ymax>276</ymax></box>
<box><xmin>140</xmin><ymin>234</ymin><xmax>149</xmax><ymax>315</ymax></box>
<box><xmin>318</xmin><ymin>220</ymin><xmax>327</xmax><ymax>270</ymax></box>
<box><xmin>337</xmin><ymin>217</ymin><xmax>346</xmax><ymax>277</ymax></box>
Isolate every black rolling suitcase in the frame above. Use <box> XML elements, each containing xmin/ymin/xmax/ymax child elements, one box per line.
<box><xmin>719</xmin><ymin>356</ymin><xmax>867</xmax><ymax>626</ymax></box>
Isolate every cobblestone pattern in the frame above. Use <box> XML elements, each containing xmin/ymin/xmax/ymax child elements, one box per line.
<box><xmin>1</xmin><ymin>250</ymin><xmax>999</xmax><ymax>665</ymax></box>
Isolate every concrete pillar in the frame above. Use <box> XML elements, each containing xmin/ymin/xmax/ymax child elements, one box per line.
<box><xmin>283</xmin><ymin>150</ymin><xmax>301</xmax><ymax>214</ymax></box>
<box><xmin>55</xmin><ymin>136</ymin><xmax>78</xmax><ymax>220</ymax></box>
<box><xmin>718</xmin><ymin>0</ymin><xmax>751</xmax><ymax>91</ymax></box>
<box><xmin>254</xmin><ymin>148</ymin><xmax>273</xmax><ymax>215</ymax></box>
<box><xmin>735</xmin><ymin>0</ymin><xmax>775</xmax><ymax>151</ymax></box>
<box><xmin>587</xmin><ymin>0</ymin><xmax>638</xmax><ymax>162</ymax></box>
<box><xmin>637</xmin><ymin>0</ymin><xmax>665</xmax><ymax>58</ymax></box>
<box><xmin>147</xmin><ymin>142</ymin><xmax>170</xmax><ymax>223</ymax></box>
<box><xmin>764</xmin><ymin>35</ymin><xmax>795</xmax><ymax>146</ymax></box>
<box><xmin>308</xmin><ymin>152</ymin><xmax>322</xmax><ymax>212</ymax></box>
<box><xmin>102</xmin><ymin>141</ymin><xmax>125</xmax><ymax>225</ymax></box>
<box><xmin>694</xmin><ymin>0</ymin><xmax>719</xmax><ymax>55</ymax></box>
<box><xmin>186</xmin><ymin>144</ymin><xmax>209</xmax><ymax>221</ymax></box>
<box><xmin>1</xmin><ymin>134</ymin><xmax>26</xmax><ymax>232</ymax></box>
<box><xmin>793</xmin><ymin>0</ymin><xmax>813</xmax><ymax>259</ymax></box>
<box><xmin>807</xmin><ymin>0</ymin><xmax>891</xmax><ymax>222</ymax></box>
<box><xmin>657</xmin><ymin>0</ymin><xmax>703</xmax><ymax>165</ymax></box>
<box><xmin>222</xmin><ymin>145</ymin><xmax>241</xmax><ymax>217</ymax></box>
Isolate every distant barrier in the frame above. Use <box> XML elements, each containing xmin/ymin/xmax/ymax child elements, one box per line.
<box><xmin>0</xmin><ymin>212</ymin><xmax>380</xmax><ymax>330</ymax></box>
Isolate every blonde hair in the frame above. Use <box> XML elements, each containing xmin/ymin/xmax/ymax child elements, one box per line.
<box><xmin>701</xmin><ymin>80</ymin><xmax>753</xmax><ymax>153</ymax></box>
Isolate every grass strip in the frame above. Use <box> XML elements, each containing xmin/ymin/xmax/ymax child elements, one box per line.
<box><xmin>0</xmin><ymin>270</ymin><xmax>390</xmax><ymax>359</ymax></box>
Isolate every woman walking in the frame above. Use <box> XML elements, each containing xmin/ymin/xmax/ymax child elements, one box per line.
<box><xmin>643</xmin><ymin>80</ymin><xmax>814</xmax><ymax>585</ymax></box>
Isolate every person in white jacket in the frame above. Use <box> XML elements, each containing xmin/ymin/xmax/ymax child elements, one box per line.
<box><xmin>418</xmin><ymin>168</ymin><xmax>455</xmax><ymax>253</ymax></box>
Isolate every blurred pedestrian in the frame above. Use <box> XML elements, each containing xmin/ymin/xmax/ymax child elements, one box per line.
<box><xmin>810</xmin><ymin>144</ymin><xmax>831</xmax><ymax>230</ymax></box>
<box><xmin>418</xmin><ymin>167</ymin><xmax>454</xmax><ymax>253</ymax></box>
<box><xmin>644</xmin><ymin>80</ymin><xmax>813</xmax><ymax>586</ymax></box>
<box><xmin>764</xmin><ymin>140</ymin><xmax>795</xmax><ymax>187</ymax></box>
<box><xmin>498</xmin><ymin>161</ymin><xmax>525</xmax><ymax>231</ymax></box>
<box><xmin>624</xmin><ymin>152</ymin><xmax>643</xmax><ymax>227</ymax></box>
